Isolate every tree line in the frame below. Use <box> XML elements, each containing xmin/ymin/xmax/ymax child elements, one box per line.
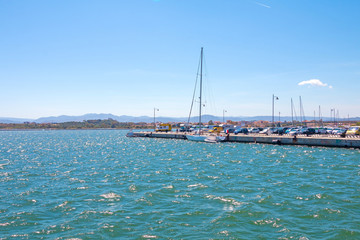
<box><xmin>0</xmin><ymin>119</ymin><xmax>154</xmax><ymax>130</ymax></box>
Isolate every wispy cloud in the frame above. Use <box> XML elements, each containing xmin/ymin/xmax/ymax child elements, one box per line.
<box><xmin>254</xmin><ymin>1</ymin><xmax>271</xmax><ymax>8</ymax></box>
<box><xmin>298</xmin><ymin>79</ymin><xmax>333</xmax><ymax>89</ymax></box>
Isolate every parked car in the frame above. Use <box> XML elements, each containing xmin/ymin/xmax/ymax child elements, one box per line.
<box><xmin>302</xmin><ymin>128</ymin><xmax>316</xmax><ymax>135</ymax></box>
<box><xmin>234</xmin><ymin>128</ymin><xmax>249</xmax><ymax>134</ymax></box>
<box><xmin>315</xmin><ymin>128</ymin><xmax>327</xmax><ymax>134</ymax></box>
<box><xmin>289</xmin><ymin>128</ymin><xmax>300</xmax><ymax>135</ymax></box>
<box><xmin>271</xmin><ymin>128</ymin><xmax>279</xmax><ymax>134</ymax></box>
<box><xmin>346</xmin><ymin>126</ymin><xmax>360</xmax><ymax>135</ymax></box>
<box><xmin>333</xmin><ymin>128</ymin><xmax>347</xmax><ymax>135</ymax></box>
<box><xmin>299</xmin><ymin>128</ymin><xmax>308</xmax><ymax>134</ymax></box>
<box><xmin>326</xmin><ymin>128</ymin><xmax>334</xmax><ymax>134</ymax></box>
<box><xmin>285</xmin><ymin>128</ymin><xmax>295</xmax><ymax>134</ymax></box>
<box><xmin>249</xmin><ymin>128</ymin><xmax>260</xmax><ymax>133</ymax></box>
<box><xmin>274</xmin><ymin>127</ymin><xmax>289</xmax><ymax>135</ymax></box>
<box><xmin>208</xmin><ymin>126</ymin><xmax>223</xmax><ymax>133</ymax></box>
<box><xmin>225</xmin><ymin>128</ymin><xmax>235</xmax><ymax>134</ymax></box>
<box><xmin>259</xmin><ymin>128</ymin><xmax>272</xmax><ymax>134</ymax></box>
<box><xmin>332</xmin><ymin>128</ymin><xmax>346</xmax><ymax>135</ymax></box>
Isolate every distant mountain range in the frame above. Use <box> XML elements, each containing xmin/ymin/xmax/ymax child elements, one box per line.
<box><xmin>0</xmin><ymin>113</ymin><xmax>359</xmax><ymax>124</ymax></box>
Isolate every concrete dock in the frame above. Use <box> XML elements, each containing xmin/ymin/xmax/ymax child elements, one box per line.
<box><xmin>131</xmin><ymin>132</ymin><xmax>360</xmax><ymax>148</ymax></box>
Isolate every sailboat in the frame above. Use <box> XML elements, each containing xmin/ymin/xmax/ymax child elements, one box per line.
<box><xmin>185</xmin><ymin>48</ymin><xmax>226</xmax><ymax>143</ymax></box>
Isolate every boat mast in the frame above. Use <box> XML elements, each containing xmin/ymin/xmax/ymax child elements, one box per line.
<box><xmin>272</xmin><ymin>94</ymin><xmax>275</xmax><ymax>127</ymax></box>
<box><xmin>291</xmin><ymin>98</ymin><xmax>294</xmax><ymax>127</ymax></box>
<box><xmin>199</xmin><ymin>47</ymin><xmax>203</xmax><ymax>134</ymax></box>
<box><xmin>319</xmin><ymin>105</ymin><xmax>323</xmax><ymax>127</ymax></box>
<box><xmin>299</xmin><ymin>96</ymin><xmax>302</xmax><ymax>126</ymax></box>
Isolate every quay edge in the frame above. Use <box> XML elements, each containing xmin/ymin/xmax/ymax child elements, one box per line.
<box><xmin>131</xmin><ymin>132</ymin><xmax>360</xmax><ymax>148</ymax></box>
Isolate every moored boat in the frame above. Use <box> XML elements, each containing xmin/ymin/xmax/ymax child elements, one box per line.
<box><xmin>185</xmin><ymin>48</ymin><xmax>225</xmax><ymax>143</ymax></box>
<box><xmin>204</xmin><ymin>135</ymin><xmax>226</xmax><ymax>143</ymax></box>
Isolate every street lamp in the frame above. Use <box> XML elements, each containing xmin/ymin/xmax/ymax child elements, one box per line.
<box><xmin>154</xmin><ymin>108</ymin><xmax>159</xmax><ymax>131</ymax></box>
<box><xmin>223</xmin><ymin>109</ymin><xmax>227</xmax><ymax>124</ymax></box>
<box><xmin>278</xmin><ymin>112</ymin><xmax>281</xmax><ymax>127</ymax></box>
<box><xmin>272</xmin><ymin>94</ymin><xmax>279</xmax><ymax>127</ymax></box>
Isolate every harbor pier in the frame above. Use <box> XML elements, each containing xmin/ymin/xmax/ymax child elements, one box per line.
<box><xmin>131</xmin><ymin>132</ymin><xmax>360</xmax><ymax>148</ymax></box>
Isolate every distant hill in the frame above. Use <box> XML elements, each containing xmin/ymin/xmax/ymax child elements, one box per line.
<box><xmin>0</xmin><ymin>117</ymin><xmax>35</xmax><ymax>124</ymax></box>
<box><xmin>0</xmin><ymin>113</ymin><xmax>359</xmax><ymax>124</ymax></box>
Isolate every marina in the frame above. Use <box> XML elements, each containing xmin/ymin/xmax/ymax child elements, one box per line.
<box><xmin>130</xmin><ymin>131</ymin><xmax>360</xmax><ymax>148</ymax></box>
<box><xmin>2</xmin><ymin>1</ymin><xmax>360</xmax><ymax>239</ymax></box>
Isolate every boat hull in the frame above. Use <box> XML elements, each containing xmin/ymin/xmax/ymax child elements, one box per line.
<box><xmin>186</xmin><ymin>134</ymin><xmax>208</xmax><ymax>141</ymax></box>
<box><xmin>186</xmin><ymin>134</ymin><xmax>226</xmax><ymax>142</ymax></box>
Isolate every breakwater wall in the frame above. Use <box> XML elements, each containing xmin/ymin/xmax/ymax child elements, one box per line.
<box><xmin>229</xmin><ymin>134</ymin><xmax>360</xmax><ymax>148</ymax></box>
<box><xmin>132</xmin><ymin>132</ymin><xmax>360</xmax><ymax>148</ymax></box>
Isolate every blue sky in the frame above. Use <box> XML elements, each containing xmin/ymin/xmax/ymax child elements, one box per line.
<box><xmin>1</xmin><ymin>0</ymin><xmax>359</xmax><ymax>119</ymax></box>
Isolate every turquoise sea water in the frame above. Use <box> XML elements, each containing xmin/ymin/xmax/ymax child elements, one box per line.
<box><xmin>0</xmin><ymin>130</ymin><xmax>359</xmax><ymax>239</ymax></box>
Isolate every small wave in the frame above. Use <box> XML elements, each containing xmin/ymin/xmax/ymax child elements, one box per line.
<box><xmin>100</xmin><ymin>193</ymin><xmax>121</xmax><ymax>199</ymax></box>
<box><xmin>10</xmin><ymin>234</ymin><xmax>29</xmax><ymax>238</ymax></box>
<box><xmin>299</xmin><ymin>237</ymin><xmax>309</xmax><ymax>240</ymax></box>
<box><xmin>254</xmin><ymin>217</ymin><xmax>282</xmax><ymax>228</ymax></box>
<box><xmin>175</xmin><ymin>193</ymin><xmax>191</xmax><ymax>198</ymax></box>
<box><xmin>0</xmin><ymin>159</ymin><xmax>10</xmax><ymax>168</ymax></box>
<box><xmin>218</xmin><ymin>230</ymin><xmax>229</xmax><ymax>236</ymax></box>
<box><xmin>56</xmin><ymin>201</ymin><xmax>68</xmax><ymax>208</ymax></box>
<box><xmin>187</xmin><ymin>183</ymin><xmax>208</xmax><ymax>188</ymax></box>
<box><xmin>0</xmin><ymin>222</ymin><xmax>11</xmax><ymax>226</ymax></box>
<box><xmin>315</xmin><ymin>193</ymin><xmax>322</xmax><ymax>199</ymax></box>
<box><xmin>129</xmin><ymin>184</ymin><xmax>137</xmax><ymax>192</ymax></box>
<box><xmin>142</xmin><ymin>235</ymin><xmax>157</xmax><ymax>239</ymax></box>
<box><xmin>207</xmin><ymin>175</ymin><xmax>219</xmax><ymax>179</ymax></box>
<box><xmin>205</xmin><ymin>194</ymin><xmax>244</xmax><ymax>206</ymax></box>
<box><xmin>175</xmin><ymin>178</ymin><xmax>190</xmax><ymax>181</ymax></box>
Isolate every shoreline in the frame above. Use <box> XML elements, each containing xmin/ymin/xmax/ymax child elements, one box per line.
<box><xmin>0</xmin><ymin>128</ymin><xmax>137</xmax><ymax>131</ymax></box>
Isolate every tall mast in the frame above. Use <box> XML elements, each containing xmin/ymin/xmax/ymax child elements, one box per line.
<box><xmin>199</xmin><ymin>47</ymin><xmax>203</xmax><ymax>133</ymax></box>
<box><xmin>291</xmin><ymin>98</ymin><xmax>294</xmax><ymax>127</ymax></box>
<box><xmin>300</xmin><ymin>96</ymin><xmax>306</xmax><ymax>127</ymax></box>
<box><xmin>272</xmin><ymin>94</ymin><xmax>274</xmax><ymax>127</ymax></box>
<box><xmin>319</xmin><ymin>105</ymin><xmax>321</xmax><ymax>127</ymax></box>
<box><xmin>299</xmin><ymin>96</ymin><xmax>302</xmax><ymax>126</ymax></box>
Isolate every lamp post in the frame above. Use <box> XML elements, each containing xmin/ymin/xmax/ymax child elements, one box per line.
<box><xmin>278</xmin><ymin>112</ymin><xmax>281</xmax><ymax>127</ymax></box>
<box><xmin>223</xmin><ymin>109</ymin><xmax>227</xmax><ymax>124</ymax></box>
<box><xmin>154</xmin><ymin>108</ymin><xmax>159</xmax><ymax>131</ymax></box>
<box><xmin>272</xmin><ymin>94</ymin><xmax>279</xmax><ymax>127</ymax></box>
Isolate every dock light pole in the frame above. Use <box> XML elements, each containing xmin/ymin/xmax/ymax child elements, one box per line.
<box><xmin>154</xmin><ymin>108</ymin><xmax>159</xmax><ymax>131</ymax></box>
<box><xmin>272</xmin><ymin>94</ymin><xmax>279</xmax><ymax>127</ymax></box>
<box><xmin>223</xmin><ymin>109</ymin><xmax>227</xmax><ymax>124</ymax></box>
<box><xmin>279</xmin><ymin>112</ymin><xmax>281</xmax><ymax>127</ymax></box>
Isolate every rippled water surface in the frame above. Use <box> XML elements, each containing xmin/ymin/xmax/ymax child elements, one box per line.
<box><xmin>1</xmin><ymin>130</ymin><xmax>360</xmax><ymax>239</ymax></box>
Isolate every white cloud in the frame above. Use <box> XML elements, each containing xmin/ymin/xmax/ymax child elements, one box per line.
<box><xmin>298</xmin><ymin>79</ymin><xmax>332</xmax><ymax>88</ymax></box>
